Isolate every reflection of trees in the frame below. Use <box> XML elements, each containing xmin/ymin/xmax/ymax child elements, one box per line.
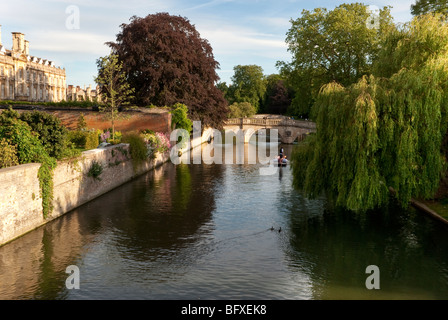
<box><xmin>0</xmin><ymin>157</ymin><xmax>224</xmax><ymax>299</ymax></box>
<box><xmin>281</xmin><ymin>191</ymin><xmax>448</xmax><ymax>299</ymax></box>
<box><xmin>83</xmin><ymin>159</ymin><xmax>224</xmax><ymax>263</ymax></box>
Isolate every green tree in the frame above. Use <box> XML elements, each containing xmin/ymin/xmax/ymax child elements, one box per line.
<box><xmin>94</xmin><ymin>53</ymin><xmax>134</xmax><ymax>141</ymax></box>
<box><xmin>77</xmin><ymin>113</ymin><xmax>88</xmax><ymax>131</ymax></box>
<box><xmin>170</xmin><ymin>103</ymin><xmax>193</xmax><ymax>132</ymax></box>
<box><xmin>292</xmin><ymin>13</ymin><xmax>448</xmax><ymax>212</ymax></box>
<box><xmin>227</xmin><ymin>102</ymin><xmax>256</xmax><ymax>118</ymax></box>
<box><xmin>278</xmin><ymin>3</ymin><xmax>394</xmax><ymax>119</ymax></box>
<box><xmin>411</xmin><ymin>0</ymin><xmax>448</xmax><ymax>16</ymax></box>
<box><xmin>261</xmin><ymin>74</ymin><xmax>292</xmax><ymax>115</ymax></box>
<box><xmin>226</xmin><ymin>65</ymin><xmax>266</xmax><ymax>112</ymax></box>
<box><xmin>216</xmin><ymin>82</ymin><xmax>229</xmax><ymax>100</ymax></box>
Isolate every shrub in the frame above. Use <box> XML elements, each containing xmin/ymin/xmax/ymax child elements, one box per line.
<box><xmin>19</xmin><ymin>110</ymin><xmax>70</xmax><ymax>160</ymax></box>
<box><xmin>0</xmin><ymin>113</ymin><xmax>47</xmax><ymax>164</ymax></box>
<box><xmin>0</xmin><ymin>138</ymin><xmax>19</xmax><ymax>168</ymax></box>
<box><xmin>87</xmin><ymin>161</ymin><xmax>103</xmax><ymax>180</ymax></box>
<box><xmin>68</xmin><ymin>130</ymin><xmax>99</xmax><ymax>150</ymax></box>
<box><xmin>85</xmin><ymin>131</ymin><xmax>99</xmax><ymax>149</ymax></box>
<box><xmin>122</xmin><ymin>132</ymin><xmax>148</xmax><ymax>165</ymax></box>
<box><xmin>68</xmin><ymin>130</ymin><xmax>87</xmax><ymax>148</ymax></box>
<box><xmin>59</xmin><ymin>141</ymin><xmax>82</xmax><ymax>159</ymax></box>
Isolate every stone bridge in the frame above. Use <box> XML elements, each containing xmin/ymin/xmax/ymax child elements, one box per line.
<box><xmin>223</xmin><ymin>116</ymin><xmax>316</xmax><ymax>144</ymax></box>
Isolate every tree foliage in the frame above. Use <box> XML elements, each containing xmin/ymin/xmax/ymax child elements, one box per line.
<box><xmin>226</xmin><ymin>65</ymin><xmax>266</xmax><ymax>112</ymax></box>
<box><xmin>0</xmin><ymin>108</ymin><xmax>74</xmax><ymax>160</ymax></box>
<box><xmin>170</xmin><ymin>103</ymin><xmax>193</xmax><ymax>132</ymax></box>
<box><xmin>108</xmin><ymin>12</ymin><xmax>228</xmax><ymax>128</ymax></box>
<box><xmin>411</xmin><ymin>0</ymin><xmax>448</xmax><ymax>16</ymax></box>
<box><xmin>227</xmin><ymin>102</ymin><xmax>256</xmax><ymax>118</ymax></box>
<box><xmin>0</xmin><ymin>138</ymin><xmax>18</xmax><ymax>168</ymax></box>
<box><xmin>261</xmin><ymin>74</ymin><xmax>292</xmax><ymax>115</ymax></box>
<box><xmin>278</xmin><ymin>3</ymin><xmax>394</xmax><ymax>119</ymax></box>
<box><xmin>292</xmin><ymin>13</ymin><xmax>448</xmax><ymax>212</ymax></box>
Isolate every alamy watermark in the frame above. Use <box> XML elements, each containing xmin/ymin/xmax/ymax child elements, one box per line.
<box><xmin>365</xmin><ymin>265</ymin><xmax>380</xmax><ymax>289</ymax></box>
<box><xmin>65</xmin><ymin>5</ymin><xmax>80</xmax><ymax>30</ymax></box>
<box><xmin>65</xmin><ymin>265</ymin><xmax>80</xmax><ymax>289</ymax></box>
<box><xmin>366</xmin><ymin>5</ymin><xmax>380</xmax><ymax>30</ymax></box>
<box><xmin>64</xmin><ymin>264</ymin><xmax>380</xmax><ymax>291</ymax></box>
<box><xmin>169</xmin><ymin>121</ymin><xmax>282</xmax><ymax>175</ymax></box>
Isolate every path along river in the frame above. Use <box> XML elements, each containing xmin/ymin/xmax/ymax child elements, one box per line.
<box><xmin>1</xmin><ymin>143</ymin><xmax>448</xmax><ymax>300</ymax></box>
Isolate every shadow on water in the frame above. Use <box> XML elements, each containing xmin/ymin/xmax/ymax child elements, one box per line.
<box><xmin>279</xmin><ymin>182</ymin><xmax>448</xmax><ymax>299</ymax></box>
<box><xmin>0</xmin><ymin>158</ymin><xmax>224</xmax><ymax>300</ymax></box>
<box><xmin>95</xmin><ymin>162</ymin><xmax>222</xmax><ymax>258</ymax></box>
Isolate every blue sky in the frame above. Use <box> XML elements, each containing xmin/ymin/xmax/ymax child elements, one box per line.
<box><xmin>0</xmin><ymin>0</ymin><xmax>414</xmax><ymax>87</ymax></box>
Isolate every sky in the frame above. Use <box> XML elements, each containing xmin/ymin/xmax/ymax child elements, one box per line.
<box><xmin>0</xmin><ymin>0</ymin><xmax>415</xmax><ymax>87</ymax></box>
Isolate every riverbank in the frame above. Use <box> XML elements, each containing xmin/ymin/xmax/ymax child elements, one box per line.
<box><xmin>388</xmin><ymin>186</ymin><xmax>448</xmax><ymax>227</ymax></box>
<box><xmin>413</xmin><ymin>174</ymin><xmax>448</xmax><ymax>226</ymax></box>
<box><xmin>411</xmin><ymin>199</ymin><xmax>448</xmax><ymax>226</ymax></box>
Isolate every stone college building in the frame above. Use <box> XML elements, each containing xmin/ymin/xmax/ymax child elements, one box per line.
<box><xmin>0</xmin><ymin>25</ymin><xmax>66</xmax><ymax>102</ymax></box>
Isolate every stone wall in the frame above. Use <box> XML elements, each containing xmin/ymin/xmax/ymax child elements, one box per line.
<box><xmin>0</xmin><ymin>163</ymin><xmax>42</xmax><ymax>246</ymax></box>
<box><xmin>0</xmin><ymin>144</ymin><xmax>170</xmax><ymax>246</ymax></box>
<box><xmin>52</xmin><ymin>109</ymin><xmax>171</xmax><ymax>133</ymax></box>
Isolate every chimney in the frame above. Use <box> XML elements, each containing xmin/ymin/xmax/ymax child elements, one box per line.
<box><xmin>24</xmin><ymin>40</ymin><xmax>29</xmax><ymax>56</ymax></box>
<box><xmin>12</xmin><ymin>32</ymin><xmax>25</xmax><ymax>53</ymax></box>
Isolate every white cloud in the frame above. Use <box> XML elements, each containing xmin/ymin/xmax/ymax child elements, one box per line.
<box><xmin>31</xmin><ymin>31</ymin><xmax>110</xmax><ymax>56</ymax></box>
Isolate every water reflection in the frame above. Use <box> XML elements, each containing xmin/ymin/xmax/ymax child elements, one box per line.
<box><xmin>0</xmin><ymin>143</ymin><xmax>448</xmax><ymax>300</ymax></box>
<box><xmin>280</xmin><ymin>176</ymin><xmax>448</xmax><ymax>299</ymax></box>
<box><xmin>0</xmin><ymin>157</ymin><xmax>224</xmax><ymax>300</ymax></box>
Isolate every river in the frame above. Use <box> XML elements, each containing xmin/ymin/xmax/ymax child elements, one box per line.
<box><xmin>1</xmin><ymin>143</ymin><xmax>448</xmax><ymax>300</ymax></box>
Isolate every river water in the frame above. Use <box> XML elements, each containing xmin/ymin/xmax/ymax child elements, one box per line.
<box><xmin>1</xmin><ymin>143</ymin><xmax>448</xmax><ymax>300</ymax></box>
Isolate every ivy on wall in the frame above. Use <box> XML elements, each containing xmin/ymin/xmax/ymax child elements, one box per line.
<box><xmin>0</xmin><ymin>108</ymin><xmax>58</xmax><ymax>218</ymax></box>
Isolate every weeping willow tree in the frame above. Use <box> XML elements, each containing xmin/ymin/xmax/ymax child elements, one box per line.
<box><xmin>292</xmin><ymin>13</ymin><xmax>448</xmax><ymax>212</ymax></box>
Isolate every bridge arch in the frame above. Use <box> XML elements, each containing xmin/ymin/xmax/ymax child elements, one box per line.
<box><xmin>223</xmin><ymin>116</ymin><xmax>316</xmax><ymax>144</ymax></box>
